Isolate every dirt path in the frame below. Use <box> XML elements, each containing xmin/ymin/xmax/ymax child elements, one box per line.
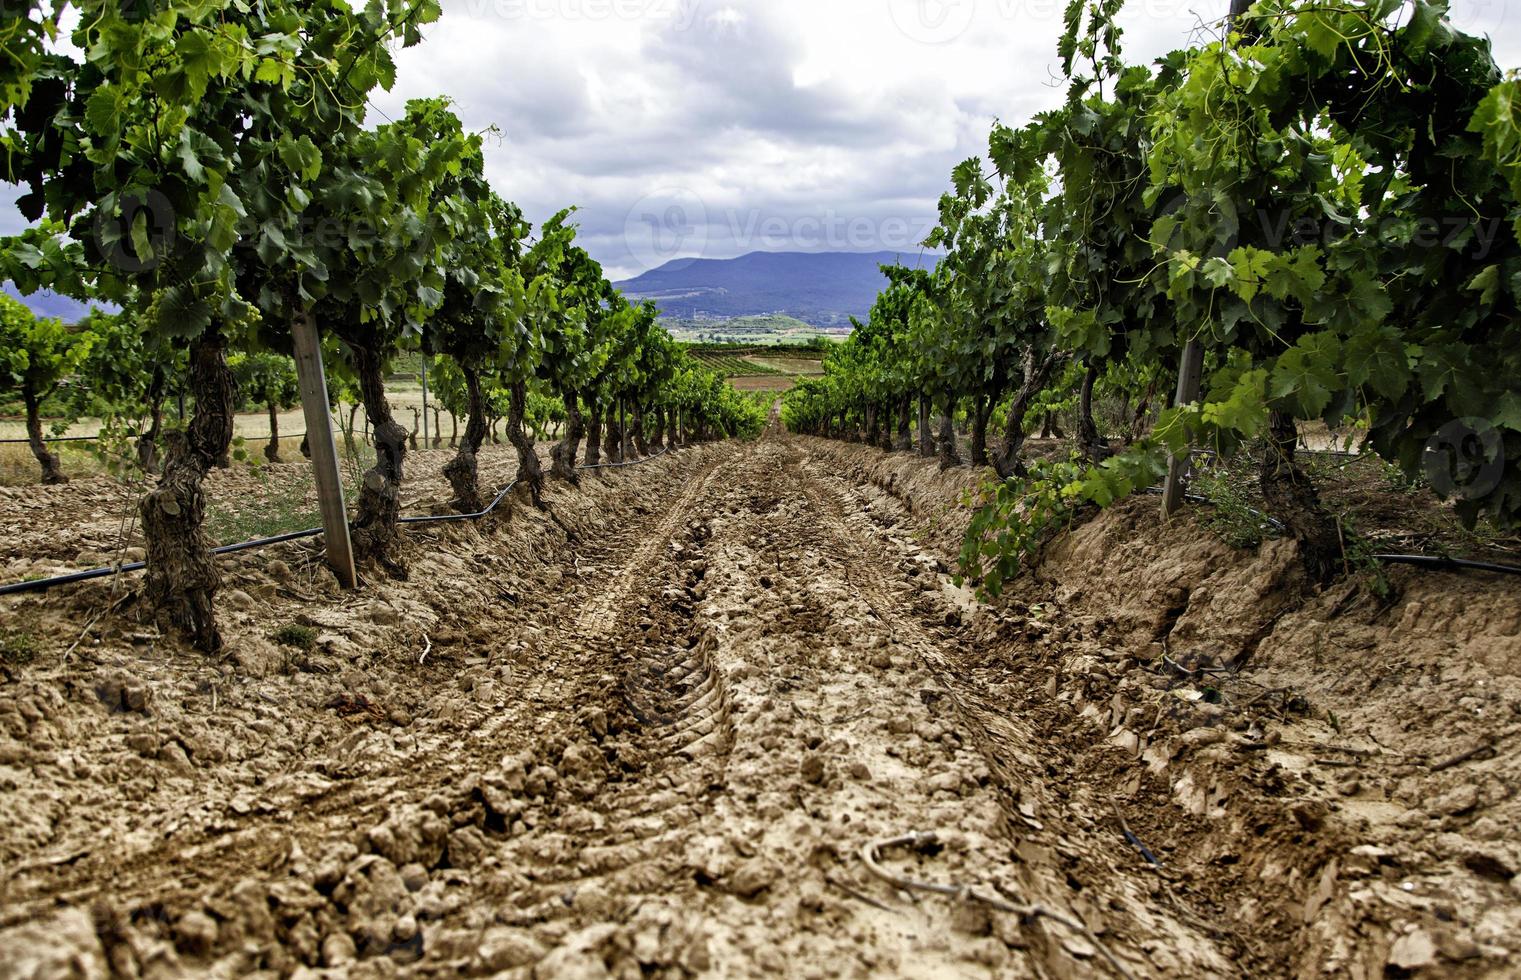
<box><xmin>3</xmin><ymin>436</ymin><xmax>1257</xmax><ymax>977</ymax></box>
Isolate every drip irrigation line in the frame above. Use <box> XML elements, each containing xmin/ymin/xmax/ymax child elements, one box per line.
<box><xmin>0</xmin><ymin>434</ymin><xmax>101</xmax><ymax>444</ymax></box>
<box><xmin>0</xmin><ymin>444</ymin><xmax>678</xmax><ymax>598</ymax></box>
<box><xmin>0</xmin><ymin>432</ymin><xmax>320</xmax><ymax>446</ymax></box>
<box><xmin>1141</xmin><ymin>485</ymin><xmax>1289</xmax><ymax>532</ymax></box>
<box><xmin>1371</xmin><ymin>555</ymin><xmax>1521</xmax><ymax>576</ymax></box>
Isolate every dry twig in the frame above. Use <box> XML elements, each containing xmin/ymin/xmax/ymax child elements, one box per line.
<box><xmin>860</xmin><ymin>832</ymin><xmax>1135</xmax><ymax>979</ymax></box>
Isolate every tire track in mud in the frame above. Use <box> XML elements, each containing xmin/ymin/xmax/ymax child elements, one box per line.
<box><xmin>783</xmin><ymin>443</ymin><xmax>1239</xmax><ymax>977</ymax></box>
<box><xmin>468</xmin><ymin>440</ymin><xmax>1050</xmax><ymax>977</ymax></box>
<box><xmin>485</xmin><ymin>462</ymin><xmax>742</xmax><ymax>937</ymax></box>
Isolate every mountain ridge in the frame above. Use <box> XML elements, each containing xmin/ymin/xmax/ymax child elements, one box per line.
<box><xmin>2</xmin><ymin>282</ymin><xmax>113</xmax><ymax>322</ymax></box>
<box><xmin>614</xmin><ymin>249</ymin><xmax>940</xmax><ymax>326</ymax></box>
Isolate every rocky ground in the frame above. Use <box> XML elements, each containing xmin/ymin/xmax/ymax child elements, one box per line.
<box><xmin>1</xmin><ymin>432</ymin><xmax>1518</xmax><ymax>978</ymax></box>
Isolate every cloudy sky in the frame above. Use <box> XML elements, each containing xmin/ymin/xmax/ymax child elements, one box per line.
<box><xmin>3</xmin><ymin>1</ymin><xmax>1515</xmax><ymax>281</ymax></box>
<box><xmin>371</xmin><ymin>0</ymin><xmax>1517</xmax><ymax>279</ymax></box>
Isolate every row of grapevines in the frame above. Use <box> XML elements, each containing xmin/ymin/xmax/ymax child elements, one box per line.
<box><xmin>784</xmin><ymin>0</ymin><xmax>1520</xmax><ymax>593</ymax></box>
<box><xmin>0</xmin><ymin>1</ymin><xmax>761</xmax><ymax>650</ymax></box>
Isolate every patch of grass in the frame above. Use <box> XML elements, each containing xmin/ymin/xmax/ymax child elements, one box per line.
<box><xmin>1</xmin><ymin>629</ymin><xmax>38</xmax><ymax>666</ymax></box>
<box><xmin>1336</xmin><ymin>515</ymin><xmax>1395</xmax><ymax>601</ymax></box>
<box><xmin>1194</xmin><ymin>468</ymin><xmax>1277</xmax><ymax>550</ymax></box>
<box><xmin>271</xmin><ymin>623</ymin><xmax>317</xmax><ymax>650</ymax></box>
<box><xmin>204</xmin><ymin>444</ymin><xmax>370</xmax><ymax>546</ymax></box>
<box><xmin>205</xmin><ymin>467</ymin><xmax>322</xmax><ymax>545</ymax></box>
<box><xmin>0</xmin><ymin>442</ymin><xmax>110</xmax><ymax>486</ymax></box>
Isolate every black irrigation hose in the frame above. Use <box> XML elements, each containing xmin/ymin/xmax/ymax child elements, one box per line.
<box><xmin>1140</xmin><ymin>485</ymin><xmax>1289</xmax><ymax>532</ymax></box>
<box><xmin>0</xmin><ymin>445</ymin><xmax>678</xmax><ymax>598</ymax></box>
<box><xmin>1372</xmin><ymin>555</ymin><xmax>1521</xmax><ymax>576</ymax></box>
<box><xmin>0</xmin><ymin>432</ymin><xmax>319</xmax><ymax>446</ymax></box>
<box><xmin>0</xmin><ymin>434</ymin><xmax>101</xmax><ymax>444</ymax></box>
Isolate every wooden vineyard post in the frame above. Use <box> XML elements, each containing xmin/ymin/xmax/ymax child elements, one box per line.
<box><xmin>1161</xmin><ymin>339</ymin><xmax>1203</xmax><ymax>518</ymax></box>
<box><xmin>291</xmin><ymin>312</ymin><xmax>358</xmax><ymax>589</ymax></box>
<box><xmin>1164</xmin><ymin>0</ymin><xmax>1251</xmax><ymax>519</ymax></box>
<box><xmin>421</xmin><ymin>357</ymin><xmax>430</xmax><ymax>446</ymax></box>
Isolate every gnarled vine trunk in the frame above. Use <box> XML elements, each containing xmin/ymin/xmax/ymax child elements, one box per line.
<box><xmin>444</xmin><ymin>364</ymin><xmax>488</xmax><ymax>514</ymax></box>
<box><xmin>937</xmin><ymin>388</ymin><xmax>961</xmax><ymax>470</ymax></box>
<box><xmin>140</xmin><ymin>323</ymin><xmax>234</xmax><ymax>653</ymax></box>
<box><xmin>551</xmin><ymin>389</ymin><xmax>583</xmax><ymax>484</ymax></box>
<box><xmin>649</xmin><ymin>406</ymin><xmax>666</xmax><ymax>450</ymax></box>
<box><xmin>992</xmin><ymin>352</ymin><xmax>1063</xmax><ymax>480</ymax></box>
<box><xmin>970</xmin><ymin>393</ymin><xmax>991</xmax><ymax>467</ymax></box>
<box><xmin>631</xmin><ymin>402</ymin><xmax>650</xmax><ymax>456</ymax></box>
<box><xmin>1128</xmin><ymin>378</ymin><xmax>1157</xmax><ymax>445</ymax></box>
<box><xmin>603</xmin><ymin>403</ymin><xmax>622</xmax><ymax>463</ymax></box>
<box><xmin>431</xmin><ymin>406</ymin><xmax>443</xmax><ymax>448</ymax></box>
<box><xmin>22</xmin><ymin>388</ymin><xmax>66</xmax><ymax>485</ymax></box>
<box><xmin>349</xmin><ymin>342</ymin><xmax>409</xmax><ymax>579</ymax></box>
<box><xmin>1261</xmin><ymin>410</ymin><xmax>1342</xmax><ymax>585</ymax></box>
<box><xmin>264</xmin><ymin>402</ymin><xmax>281</xmax><ymax>463</ymax></box>
<box><xmin>1078</xmin><ymin>364</ymin><xmax>1110</xmax><ymax>463</ymax></box>
<box><xmin>918</xmin><ymin>394</ymin><xmax>933</xmax><ymax>458</ymax></box>
<box><xmin>506</xmin><ymin>380</ymin><xmax>544</xmax><ymax>507</ymax></box>
<box><xmin>585</xmin><ymin>404</ymin><xmax>604</xmax><ymax>467</ymax></box>
<box><xmin>896</xmin><ymin>397</ymin><xmax>912</xmax><ymax>451</ymax></box>
<box><xmin>138</xmin><ymin>365</ymin><xmax>165</xmax><ymax>473</ymax></box>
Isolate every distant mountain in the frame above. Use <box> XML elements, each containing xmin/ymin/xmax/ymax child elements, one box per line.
<box><xmin>2</xmin><ymin>282</ymin><xmax>114</xmax><ymax>322</ymax></box>
<box><xmin>614</xmin><ymin>250</ymin><xmax>940</xmax><ymax>326</ymax></box>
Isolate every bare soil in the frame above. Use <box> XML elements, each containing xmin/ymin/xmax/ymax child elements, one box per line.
<box><xmin>1</xmin><ymin>434</ymin><xmax>1518</xmax><ymax>978</ymax></box>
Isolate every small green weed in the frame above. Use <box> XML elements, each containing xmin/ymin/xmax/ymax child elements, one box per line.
<box><xmin>1194</xmin><ymin>469</ymin><xmax>1276</xmax><ymax>550</ymax></box>
<box><xmin>1337</xmin><ymin>517</ymin><xmax>1395</xmax><ymax>601</ymax></box>
<box><xmin>1</xmin><ymin>629</ymin><xmax>39</xmax><ymax>666</ymax></box>
<box><xmin>271</xmin><ymin>623</ymin><xmax>318</xmax><ymax>650</ymax></box>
